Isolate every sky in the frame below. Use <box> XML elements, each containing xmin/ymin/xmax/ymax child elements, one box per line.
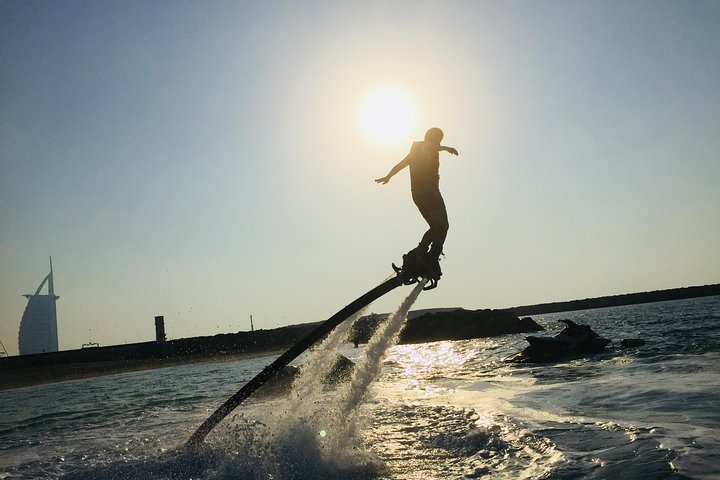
<box><xmin>1</xmin><ymin>1</ymin><xmax>719</xmax><ymax>356</ymax></box>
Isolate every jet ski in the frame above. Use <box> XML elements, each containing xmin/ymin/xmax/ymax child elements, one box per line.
<box><xmin>507</xmin><ymin>319</ymin><xmax>611</xmax><ymax>363</ymax></box>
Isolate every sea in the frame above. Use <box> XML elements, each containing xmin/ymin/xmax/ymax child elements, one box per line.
<box><xmin>1</xmin><ymin>294</ymin><xmax>718</xmax><ymax>480</ymax></box>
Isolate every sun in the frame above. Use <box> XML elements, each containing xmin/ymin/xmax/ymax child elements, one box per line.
<box><xmin>360</xmin><ymin>89</ymin><xmax>417</xmax><ymax>145</ymax></box>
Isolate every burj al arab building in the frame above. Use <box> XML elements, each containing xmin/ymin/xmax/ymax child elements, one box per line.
<box><xmin>18</xmin><ymin>259</ymin><xmax>59</xmax><ymax>355</ymax></box>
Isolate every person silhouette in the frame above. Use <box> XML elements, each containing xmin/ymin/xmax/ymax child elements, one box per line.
<box><xmin>376</xmin><ymin>127</ymin><xmax>458</xmax><ymax>278</ymax></box>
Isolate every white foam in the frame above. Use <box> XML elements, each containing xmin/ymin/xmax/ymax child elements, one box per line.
<box><xmin>238</xmin><ymin>281</ymin><xmax>427</xmax><ymax>474</ymax></box>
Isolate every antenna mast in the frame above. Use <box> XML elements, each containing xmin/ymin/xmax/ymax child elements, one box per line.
<box><xmin>48</xmin><ymin>256</ymin><xmax>54</xmax><ymax>296</ymax></box>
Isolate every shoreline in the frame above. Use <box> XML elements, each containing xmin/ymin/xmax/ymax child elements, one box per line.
<box><xmin>0</xmin><ymin>348</ymin><xmax>285</xmax><ymax>391</ymax></box>
<box><xmin>3</xmin><ymin>286</ymin><xmax>717</xmax><ymax>391</ymax></box>
<box><xmin>509</xmin><ymin>284</ymin><xmax>720</xmax><ymax>316</ymax></box>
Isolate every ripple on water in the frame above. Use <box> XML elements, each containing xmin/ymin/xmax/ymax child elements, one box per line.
<box><xmin>365</xmin><ymin>401</ymin><xmax>562</xmax><ymax>479</ymax></box>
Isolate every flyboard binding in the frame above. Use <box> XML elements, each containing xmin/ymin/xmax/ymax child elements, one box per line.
<box><xmin>185</xmin><ymin>254</ymin><xmax>438</xmax><ymax>447</ymax></box>
<box><xmin>393</xmin><ymin>248</ymin><xmax>442</xmax><ymax>290</ymax></box>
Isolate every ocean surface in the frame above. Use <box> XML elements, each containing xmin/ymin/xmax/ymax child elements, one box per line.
<box><xmin>1</xmin><ymin>294</ymin><xmax>718</xmax><ymax>480</ymax></box>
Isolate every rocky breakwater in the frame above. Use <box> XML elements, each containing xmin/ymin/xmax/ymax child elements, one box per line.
<box><xmin>350</xmin><ymin>308</ymin><xmax>543</xmax><ymax>345</ymax></box>
<box><xmin>399</xmin><ymin>308</ymin><xmax>543</xmax><ymax>344</ymax></box>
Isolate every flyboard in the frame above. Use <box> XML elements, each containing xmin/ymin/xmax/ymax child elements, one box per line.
<box><xmin>186</xmin><ymin>252</ymin><xmax>440</xmax><ymax>447</ymax></box>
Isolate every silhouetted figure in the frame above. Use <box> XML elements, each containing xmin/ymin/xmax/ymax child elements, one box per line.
<box><xmin>376</xmin><ymin>128</ymin><xmax>458</xmax><ymax>275</ymax></box>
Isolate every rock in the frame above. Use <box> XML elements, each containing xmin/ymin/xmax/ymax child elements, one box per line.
<box><xmin>349</xmin><ymin>313</ymin><xmax>388</xmax><ymax>345</ymax></box>
<box><xmin>257</xmin><ymin>364</ymin><xmax>299</xmax><ymax>396</ymax></box>
<box><xmin>620</xmin><ymin>338</ymin><xmax>645</xmax><ymax>348</ymax></box>
<box><xmin>398</xmin><ymin>308</ymin><xmax>544</xmax><ymax>345</ymax></box>
<box><xmin>257</xmin><ymin>354</ymin><xmax>355</xmax><ymax>396</ymax></box>
<box><xmin>323</xmin><ymin>353</ymin><xmax>354</xmax><ymax>384</ymax></box>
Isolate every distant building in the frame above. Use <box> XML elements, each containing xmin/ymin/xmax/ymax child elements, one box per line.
<box><xmin>18</xmin><ymin>259</ymin><xmax>59</xmax><ymax>355</ymax></box>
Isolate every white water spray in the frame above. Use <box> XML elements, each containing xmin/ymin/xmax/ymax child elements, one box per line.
<box><xmin>336</xmin><ymin>280</ymin><xmax>425</xmax><ymax>417</ymax></box>
<box><xmin>285</xmin><ymin>274</ymin><xmax>397</xmax><ymax>411</ymax></box>
<box><xmin>269</xmin><ymin>281</ymin><xmax>426</xmax><ymax>446</ymax></box>
<box><xmin>287</xmin><ymin>304</ymin><xmax>370</xmax><ymax>410</ymax></box>
<box><xmin>220</xmin><ymin>280</ymin><xmax>427</xmax><ymax>478</ymax></box>
<box><xmin>324</xmin><ymin>280</ymin><xmax>426</xmax><ymax>447</ymax></box>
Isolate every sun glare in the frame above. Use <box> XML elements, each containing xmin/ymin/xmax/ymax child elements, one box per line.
<box><xmin>360</xmin><ymin>89</ymin><xmax>417</xmax><ymax>145</ymax></box>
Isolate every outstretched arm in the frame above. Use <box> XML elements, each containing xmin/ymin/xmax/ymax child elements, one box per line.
<box><xmin>440</xmin><ymin>145</ymin><xmax>459</xmax><ymax>156</ymax></box>
<box><xmin>375</xmin><ymin>156</ymin><xmax>410</xmax><ymax>185</ymax></box>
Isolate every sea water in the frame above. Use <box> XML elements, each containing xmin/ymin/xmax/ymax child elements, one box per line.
<box><xmin>1</xmin><ymin>295</ymin><xmax>718</xmax><ymax>479</ymax></box>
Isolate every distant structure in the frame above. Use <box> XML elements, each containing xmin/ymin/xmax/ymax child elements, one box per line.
<box><xmin>155</xmin><ymin>316</ymin><xmax>166</xmax><ymax>343</ymax></box>
<box><xmin>18</xmin><ymin>258</ymin><xmax>59</xmax><ymax>355</ymax></box>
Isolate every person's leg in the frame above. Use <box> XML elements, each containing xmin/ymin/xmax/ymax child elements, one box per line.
<box><xmin>426</xmin><ymin>197</ymin><xmax>449</xmax><ymax>259</ymax></box>
<box><xmin>412</xmin><ymin>192</ymin><xmax>448</xmax><ymax>259</ymax></box>
<box><xmin>415</xmin><ymin>227</ymin><xmax>433</xmax><ymax>254</ymax></box>
<box><xmin>412</xmin><ymin>194</ymin><xmax>434</xmax><ymax>254</ymax></box>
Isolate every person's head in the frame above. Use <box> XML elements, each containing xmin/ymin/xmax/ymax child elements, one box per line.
<box><xmin>424</xmin><ymin>127</ymin><xmax>444</xmax><ymax>146</ymax></box>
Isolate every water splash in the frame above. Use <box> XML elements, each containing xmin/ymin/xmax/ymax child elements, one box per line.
<box><xmin>331</xmin><ymin>280</ymin><xmax>427</xmax><ymax>442</ymax></box>
<box><xmin>286</xmin><ymin>304</ymin><xmax>370</xmax><ymax>409</ymax></box>
<box><xmin>263</xmin><ymin>281</ymin><xmax>427</xmax><ymax>454</ymax></box>
<box><xmin>57</xmin><ymin>281</ymin><xmax>427</xmax><ymax>479</ymax></box>
<box><xmin>284</xmin><ymin>273</ymin><xmax>398</xmax><ymax>412</ymax></box>
<box><xmin>243</xmin><ymin>280</ymin><xmax>427</xmax><ymax>475</ymax></box>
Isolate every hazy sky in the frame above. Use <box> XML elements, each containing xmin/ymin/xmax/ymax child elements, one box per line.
<box><xmin>2</xmin><ymin>1</ymin><xmax>719</xmax><ymax>355</ymax></box>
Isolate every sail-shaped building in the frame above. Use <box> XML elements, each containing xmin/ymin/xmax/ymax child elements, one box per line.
<box><xmin>18</xmin><ymin>259</ymin><xmax>59</xmax><ymax>355</ymax></box>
